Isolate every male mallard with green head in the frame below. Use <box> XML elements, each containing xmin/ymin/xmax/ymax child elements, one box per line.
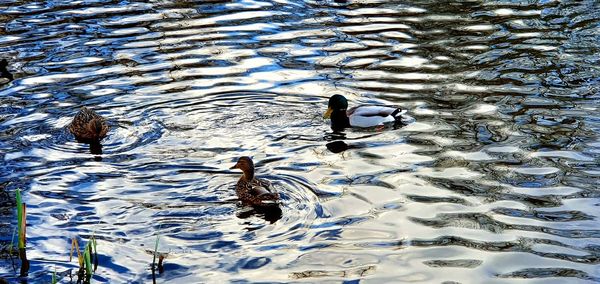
<box><xmin>230</xmin><ymin>157</ymin><xmax>279</xmax><ymax>206</ymax></box>
<box><xmin>323</xmin><ymin>94</ymin><xmax>404</xmax><ymax>131</ymax></box>
<box><xmin>69</xmin><ymin>107</ymin><xmax>109</xmax><ymax>144</ymax></box>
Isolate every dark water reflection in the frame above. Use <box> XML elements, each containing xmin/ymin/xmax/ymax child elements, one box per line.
<box><xmin>1</xmin><ymin>0</ymin><xmax>599</xmax><ymax>282</ymax></box>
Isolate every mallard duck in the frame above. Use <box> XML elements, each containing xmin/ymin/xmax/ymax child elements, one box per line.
<box><xmin>230</xmin><ymin>156</ymin><xmax>279</xmax><ymax>206</ymax></box>
<box><xmin>323</xmin><ymin>94</ymin><xmax>404</xmax><ymax>131</ymax></box>
<box><xmin>69</xmin><ymin>107</ymin><xmax>109</xmax><ymax>144</ymax></box>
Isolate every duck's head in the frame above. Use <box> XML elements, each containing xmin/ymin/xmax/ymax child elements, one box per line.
<box><xmin>323</xmin><ymin>94</ymin><xmax>348</xmax><ymax>119</ymax></box>
<box><xmin>230</xmin><ymin>156</ymin><xmax>255</xmax><ymax>180</ymax></box>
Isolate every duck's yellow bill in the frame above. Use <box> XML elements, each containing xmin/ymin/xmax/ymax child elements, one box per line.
<box><xmin>323</xmin><ymin>108</ymin><xmax>333</xmax><ymax>119</ymax></box>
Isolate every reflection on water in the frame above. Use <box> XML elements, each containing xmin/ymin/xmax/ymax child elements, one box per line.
<box><xmin>1</xmin><ymin>0</ymin><xmax>599</xmax><ymax>282</ymax></box>
<box><xmin>237</xmin><ymin>204</ymin><xmax>283</xmax><ymax>224</ymax></box>
<box><xmin>326</xmin><ymin>141</ymin><xmax>353</xmax><ymax>153</ymax></box>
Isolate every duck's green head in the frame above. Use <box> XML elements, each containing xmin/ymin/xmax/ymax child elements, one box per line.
<box><xmin>324</xmin><ymin>94</ymin><xmax>348</xmax><ymax>119</ymax></box>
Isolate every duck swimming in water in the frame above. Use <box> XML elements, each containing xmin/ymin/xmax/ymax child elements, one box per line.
<box><xmin>230</xmin><ymin>157</ymin><xmax>279</xmax><ymax>206</ymax></box>
<box><xmin>69</xmin><ymin>107</ymin><xmax>109</xmax><ymax>146</ymax></box>
<box><xmin>323</xmin><ymin>94</ymin><xmax>404</xmax><ymax>131</ymax></box>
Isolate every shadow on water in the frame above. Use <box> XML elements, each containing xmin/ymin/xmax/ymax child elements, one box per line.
<box><xmin>89</xmin><ymin>144</ymin><xmax>102</xmax><ymax>155</ymax></box>
<box><xmin>1</xmin><ymin>0</ymin><xmax>599</xmax><ymax>282</ymax></box>
<box><xmin>237</xmin><ymin>204</ymin><xmax>283</xmax><ymax>225</ymax></box>
<box><xmin>326</xmin><ymin>140</ymin><xmax>353</xmax><ymax>153</ymax></box>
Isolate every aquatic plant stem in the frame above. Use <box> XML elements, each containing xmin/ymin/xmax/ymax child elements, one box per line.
<box><xmin>15</xmin><ymin>189</ymin><xmax>29</xmax><ymax>277</ymax></box>
<box><xmin>152</xmin><ymin>233</ymin><xmax>160</xmax><ymax>284</ymax></box>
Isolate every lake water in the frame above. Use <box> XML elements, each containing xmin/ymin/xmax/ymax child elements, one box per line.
<box><xmin>1</xmin><ymin>0</ymin><xmax>599</xmax><ymax>283</ymax></box>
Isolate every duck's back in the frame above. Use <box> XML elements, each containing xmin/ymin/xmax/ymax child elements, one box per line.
<box><xmin>349</xmin><ymin>107</ymin><xmax>393</xmax><ymax>127</ymax></box>
<box><xmin>236</xmin><ymin>178</ymin><xmax>278</xmax><ymax>205</ymax></box>
<box><xmin>69</xmin><ymin>108</ymin><xmax>109</xmax><ymax>142</ymax></box>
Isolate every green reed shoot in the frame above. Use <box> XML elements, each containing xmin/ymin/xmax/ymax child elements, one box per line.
<box><xmin>70</xmin><ymin>235</ymin><xmax>97</xmax><ymax>281</ymax></box>
<box><xmin>16</xmin><ymin>188</ymin><xmax>25</xmax><ymax>249</ymax></box>
<box><xmin>15</xmin><ymin>188</ymin><xmax>29</xmax><ymax>276</ymax></box>
<box><xmin>152</xmin><ymin>234</ymin><xmax>160</xmax><ymax>271</ymax></box>
<box><xmin>91</xmin><ymin>230</ymin><xmax>98</xmax><ymax>270</ymax></box>
<box><xmin>83</xmin><ymin>242</ymin><xmax>92</xmax><ymax>276</ymax></box>
<box><xmin>52</xmin><ymin>267</ymin><xmax>57</xmax><ymax>284</ymax></box>
<box><xmin>151</xmin><ymin>234</ymin><xmax>162</xmax><ymax>284</ymax></box>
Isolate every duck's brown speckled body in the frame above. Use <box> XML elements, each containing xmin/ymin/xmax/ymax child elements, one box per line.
<box><xmin>230</xmin><ymin>157</ymin><xmax>279</xmax><ymax>206</ymax></box>
<box><xmin>69</xmin><ymin>107</ymin><xmax>109</xmax><ymax>143</ymax></box>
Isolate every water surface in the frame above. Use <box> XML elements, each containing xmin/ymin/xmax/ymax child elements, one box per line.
<box><xmin>1</xmin><ymin>0</ymin><xmax>599</xmax><ymax>283</ymax></box>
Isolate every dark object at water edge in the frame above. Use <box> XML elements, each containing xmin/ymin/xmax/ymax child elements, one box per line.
<box><xmin>0</xmin><ymin>59</ymin><xmax>14</xmax><ymax>82</ymax></box>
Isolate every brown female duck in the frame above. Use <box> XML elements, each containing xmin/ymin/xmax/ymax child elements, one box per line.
<box><xmin>69</xmin><ymin>107</ymin><xmax>109</xmax><ymax>144</ymax></box>
<box><xmin>230</xmin><ymin>157</ymin><xmax>279</xmax><ymax>206</ymax></box>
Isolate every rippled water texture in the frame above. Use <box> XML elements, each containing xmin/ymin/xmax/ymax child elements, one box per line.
<box><xmin>1</xmin><ymin>0</ymin><xmax>600</xmax><ymax>282</ymax></box>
